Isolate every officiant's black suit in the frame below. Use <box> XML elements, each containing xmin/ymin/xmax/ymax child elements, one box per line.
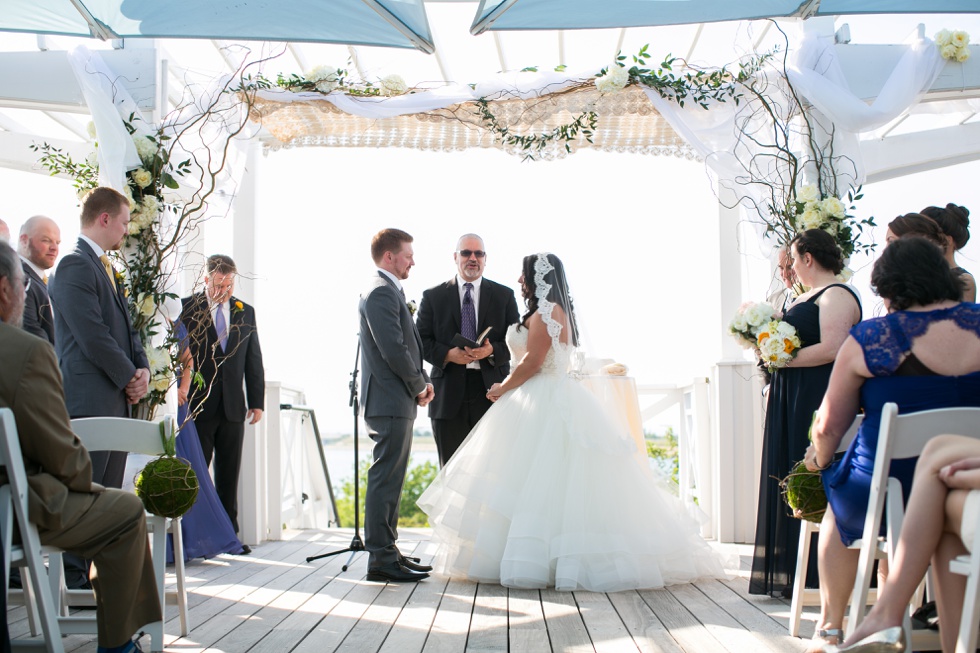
<box><xmin>417</xmin><ymin>277</ymin><xmax>519</xmax><ymax>465</ymax></box>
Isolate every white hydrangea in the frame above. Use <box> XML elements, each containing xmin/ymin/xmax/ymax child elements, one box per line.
<box><xmin>132</xmin><ymin>168</ymin><xmax>153</xmax><ymax>189</ymax></box>
<box><xmin>122</xmin><ymin>184</ymin><xmax>136</xmax><ymax>211</ymax></box>
<box><xmin>306</xmin><ymin>65</ymin><xmax>340</xmax><ymax>93</ymax></box>
<box><xmin>85</xmin><ymin>152</ymin><xmax>99</xmax><ymax>170</ymax></box>
<box><xmin>379</xmin><ymin>74</ymin><xmax>408</xmax><ymax>97</ymax></box>
<box><xmin>595</xmin><ymin>65</ymin><xmax>629</xmax><ymax>93</ymax></box>
<box><xmin>133</xmin><ymin>135</ymin><xmax>158</xmax><ymax>161</ymax></box>
<box><xmin>140</xmin><ymin>195</ymin><xmax>160</xmax><ymax>216</ymax></box>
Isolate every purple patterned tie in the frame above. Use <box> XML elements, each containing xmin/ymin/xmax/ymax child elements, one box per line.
<box><xmin>461</xmin><ymin>283</ymin><xmax>477</xmax><ymax>342</ymax></box>
<box><xmin>215</xmin><ymin>304</ymin><xmax>229</xmax><ymax>351</ymax></box>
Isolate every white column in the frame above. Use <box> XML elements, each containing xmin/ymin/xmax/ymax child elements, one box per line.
<box><xmin>709</xmin><ymin>191</ymin><xmax>767</xmax><ymax>543</ymax></box>
<box><xmin>234</xmin><ymin>141</ymin><xmax>267</xmax><ymax>545</ymax></box>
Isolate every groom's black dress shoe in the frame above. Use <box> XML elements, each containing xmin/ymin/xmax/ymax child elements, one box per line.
<box><xmin>366</xmin><ymin>562</ymin><xmax>429</xmax><ymax>583</ymax></box>
<box><xmin>399</xmin><ymin>556</ymin><xmax>433</xmax><ymax>573</ymax></box>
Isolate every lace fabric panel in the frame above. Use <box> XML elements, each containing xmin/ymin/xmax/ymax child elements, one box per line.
<box><xmin>852</xmin><ymin>304</ymin><xmax>980</xmax><ymax>376</ymax></box>
<box><xmin>532</xmin><ymin>254</ymin><xmax>576</xmax><ymax>374</ymax></box>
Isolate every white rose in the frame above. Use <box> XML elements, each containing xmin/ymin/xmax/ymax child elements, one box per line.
<box><xmin>145</xmin><ymin>346</ymin><xmax>170</xmax><ymax>373</ymax></box>
<box><xmin>86</xmin><ymin>121</ymin><xmax>98</xmax><ymax>140</ymax></box>
<box><xmin>820</xmin><ymin>196</ymin><xmax>846</xmax><ymax>219</ymax></box>
<box><xmin>595</xmin><ymin>65</ymin><xmax>629</xmax><ymax>93</ymax></box>
<box><xmin>799</xmin><ymin>207</ymin><xmax>824</xmax><ymax>231</ymax></box>
<box><xmin>797</xmin><ymin>184</ymin><xmax>820</xmax><ymax>203</ymax></box>
<box><xmin>951</xmin><ymin>30</ymin><xmax>970</xmax><ymax>49</ymax></box>
<box><xmin>151</xmin><ymin>372</ymin><xmax>172</xmax><ymax>393</ymax></box>
<box><xmin>836</xmin><ymin>266</ymin><xmax>855</xmax><ymax>283</ymax></box>
<box><xmin>823</xmin><ymin>221</ymin><xmax>839</xmax><ymax>236</ymax></box>
<box><xmin>775</xmin><ymin>321</ymin><xmax>796</xmax><ymax>337</ymax></box>
<box><xmin>936</xmin><ymin>29</ymin><xmax>954</xmax><ymax>47</ymax></box>
<box><xmin>122</xmin><ymin>185</ymin><xmax>136</xmax><ymax>211</ymax></box>
<box><xmin>760</xmin><ymin>334</ymin><xmax>786</xmax><ymax>360</ymax></box>
<box><xmin>133</xmin><ymin>135</ymin><xmax>157</xmax><ymax>161</ymax></box>
<box><xmin>379</xmin><ymin>74</ymin><xmax>408</xmax><ymax>97</ymax></box>
<box><xmin>306</xmin><ymin>64</ymin><xmax>336</xmax><ymax>82</ymax></box>
<box><xmin>137</xmin><ymin>292</ymin><xmax>156</xmax><ymax>318</ymax></box>
<box><xmin>941</xmin><ymin>43</ymin><xmax>958</xmax><ymax>60</ymax></box>
<box><xmin>956</xmin><ymin>47</ymin><xmax>971</xmax><ymax>63</ymax></box>
<box><xmin>132</xmin><ymin>168</ymin><xmax>153</xmax><ymax>189</ymax></box>
<box><xmin>730</xmin><ymin>316</ymin><xmax>748</xmax><ymax>333</ymax></box>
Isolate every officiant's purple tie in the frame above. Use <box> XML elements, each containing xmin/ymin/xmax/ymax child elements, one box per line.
<box><xmin>461</xmin><ymin>282</ymin><xmax>477</xmax><ymax>342</ymax></box>
<box><xmin>215</xmin><ymin>304</ymin><xmax>229</xmax><ymax>351</ymax></box>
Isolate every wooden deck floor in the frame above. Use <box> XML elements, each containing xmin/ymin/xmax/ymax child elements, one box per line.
<box><xmin>8</xmin><ymin>529</ymin><xmax>821</xmax><ymax>653</ymax></box>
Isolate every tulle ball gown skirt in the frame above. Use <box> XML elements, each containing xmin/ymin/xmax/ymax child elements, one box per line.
<box><xmin>418</xmin><ymin>372</ymin><xmax>726</xmax><ymax>592</ymax></box>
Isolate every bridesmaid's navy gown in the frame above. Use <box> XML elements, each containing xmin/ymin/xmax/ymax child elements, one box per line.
<box><xmin>167</xmin><ymin>323</ymin><xmax>243</xmax><ymax>562</ymax></box>
<box><xmin>749</xmin><ymin>284</ymin><xmax>861</xmax><ymax>596</ymax></box>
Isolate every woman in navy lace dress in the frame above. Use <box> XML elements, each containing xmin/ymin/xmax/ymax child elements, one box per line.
<box><xmin>749</xmin><ymin>230</ymin><xmax>862</xmax><ymax>598</ymax></box>
<box><xmin>801</xmin><ymin>237</ymin><xmax>980</xmax><ymax>651</ymax></box>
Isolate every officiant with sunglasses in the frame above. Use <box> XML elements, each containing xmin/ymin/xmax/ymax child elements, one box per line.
<box><xmin>417</xmin><ymin>234</ymin><xmax>520</xmax><ymax>466</ymax></box>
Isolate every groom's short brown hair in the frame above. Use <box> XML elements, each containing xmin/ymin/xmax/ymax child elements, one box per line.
<box><xmin>371</xmin><ymin>228</ymin><xmax>413</xmax><ymax>264</ymax></box>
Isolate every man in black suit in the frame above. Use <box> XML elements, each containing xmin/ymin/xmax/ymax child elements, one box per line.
<box><xmin>18</xmin><ymin>215</ymin><xmax>60</xmax><ymax>345</ymax></box>
<box><xmin>181</xmin><ymin>254</ymin><xmax>264</xmax><ymax>539</ymax></box>
<box><xmin>417</xmin><ymin>234</ymin><xmax>520</xmax><ymax>466</ymax></box>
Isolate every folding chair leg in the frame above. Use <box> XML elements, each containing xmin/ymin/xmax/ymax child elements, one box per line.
<box><xmin>956</xmin><ymin>558</ymin><xmax>980</xmax><ymax>653</ymax></box>
<box><xmin>172</xmin><ymin>517</ymin><xmax>189</xmax><ymax>636</ymax></box>
<box><xmin>789</xmin><ymin>520</ymin><xmax>816</xmax><ymax>636</ymax></box>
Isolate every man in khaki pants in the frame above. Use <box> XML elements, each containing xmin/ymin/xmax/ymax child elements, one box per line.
<box><xmin>0</xmin><ymin>240</ymin><xmax>160</xmax><ymax>653</ymax></box>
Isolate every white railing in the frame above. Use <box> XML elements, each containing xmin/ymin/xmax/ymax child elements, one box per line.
<box><xmin>240</xmin><ymin>382</ymin><xmax>338</xmax><ymax>543</ymax></box>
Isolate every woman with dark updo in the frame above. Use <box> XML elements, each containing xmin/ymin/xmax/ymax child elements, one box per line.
<box><xmin>921</xmin><ymin>203</ymin><xmax>975</xmax><ymax>302</ymax></box>
<box><xmin>885</xmin><ymin>212</ymin><xmax>947</xmax><ymax>250</ymax></box>
<box><xmin>750</xmin><ymin>229</ymin><xmax>863</xmax><ymax>599</ymax></box>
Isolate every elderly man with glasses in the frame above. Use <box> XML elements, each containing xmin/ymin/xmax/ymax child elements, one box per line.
<box><xmin>416</xmin><ymin>233</ymin><xmax>520</xmax><ymax>466</ymax></box>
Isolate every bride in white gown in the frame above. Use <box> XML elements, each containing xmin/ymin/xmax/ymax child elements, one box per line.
<box><xmin>418</xmin><ymin>252</ymin><xmax>728</xmax><ymax>591</ymax></box>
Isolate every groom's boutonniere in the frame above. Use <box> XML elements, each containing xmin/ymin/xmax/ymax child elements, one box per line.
<box><xmin>232</xmin><ymin>300</ymin><xmax>244</xmax><ymax>315</ymax></box>
<box><xmin>407</xmin><ymin>299</ymin><xmax>418</xmax><ymax>316</ymax></box>
<box><xmin>114</xmin><ymin>270</ymin><xmax>129</xmax><ymax>297</ymax></box>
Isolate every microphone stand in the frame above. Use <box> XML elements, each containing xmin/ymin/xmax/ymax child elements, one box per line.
<box><xmin>306</xmin><ymin>340</ymin><xmax>365</xmax><ymax>571</ymax></box>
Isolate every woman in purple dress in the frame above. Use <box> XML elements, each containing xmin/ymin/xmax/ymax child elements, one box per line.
<box><xmin>167</xmin><ymin>321</ymin><xmax>244</xmax><ymax>562</ymax></box>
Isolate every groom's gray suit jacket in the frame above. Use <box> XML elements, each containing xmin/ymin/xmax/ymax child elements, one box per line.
<box><xmin>359</xmin><ymin>271</ymin><xmax>429</xmax><ymax>418</ymax></box>
<box><xmin>50</xmin><ymin>238</ymin><xmax>148</xmax><ymax>419</ymax></box>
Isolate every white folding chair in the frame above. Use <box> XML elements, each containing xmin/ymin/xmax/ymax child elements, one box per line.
<box><xmin>0</xmin><ymin>408</ymin><xmax>66</xmax><ymax>653</ymax></box>
<box><xmin>789</xmin><ymin>414</ymin><xmax>863</xmax><ymax>636</ymax></box>
<box><xmin>51</xmin><ymin>415</ymin><xmax>189</xmax><ymax>651</ymax></box>
<box><xmin>846</xmin><ymin>402</ymin><xmax>980</xmax><ymax>649</ymax></box>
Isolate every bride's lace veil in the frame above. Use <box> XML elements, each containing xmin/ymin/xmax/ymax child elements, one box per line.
<box><xmin>521</xmin><ymin>253</ymin><xmax>583</xmax><ymax>371</ymax></box>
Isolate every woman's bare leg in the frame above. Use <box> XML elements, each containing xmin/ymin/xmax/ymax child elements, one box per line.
<box><xmin>841</xmin><ymin>435</ymin><xmax>980</xmax><ymax>648</ymax></box>
<box><xmin>933</xmin><ymin>491</ymin><xmax>969</xmax><ymax>653</ymax></box>
<box><xmin>806</xmin><ymin>507</ymin><xmax>859</xmax><ymax>652</ymax></box>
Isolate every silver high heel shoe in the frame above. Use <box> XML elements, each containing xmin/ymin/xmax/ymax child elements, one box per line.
<box><xmin>822</xmin><ymin>626</ymin><xmax>906</xmax><ymax>653</ymax></box>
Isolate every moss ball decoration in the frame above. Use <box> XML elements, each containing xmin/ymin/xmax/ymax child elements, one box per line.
<box><xmin>780</xmin><ymin>460</ymin><xmax>828</xmax><ymax>524</ymax></box>
<box><xmin>135</xmin><ymin>456</ymin><xmax>199</xmax><ymax>518</ymax></box>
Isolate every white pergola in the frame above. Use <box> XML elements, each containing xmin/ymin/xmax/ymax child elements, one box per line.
<box><xmin>3</xmin><ymin>7</ymin><xmax>980</xmax><ymax>544</ymax></box>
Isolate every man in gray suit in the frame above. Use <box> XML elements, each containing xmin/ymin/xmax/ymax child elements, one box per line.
<box><xmin>359</xmin><ymin>228</ymin><xmax>434</xmax><ymax>583</ymax></box>
<box><xmin>51</xmin><ymin>187</ymin><xmax>150</xmax><ymax>489</ymax></box>
<box><xmin>18</xmin><ymin>215</ymin><xmax>60</xmax><ymax>344</ymax></box>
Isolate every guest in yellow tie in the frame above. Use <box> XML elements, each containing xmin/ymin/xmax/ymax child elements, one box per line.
<box><xmin>17</xmin><ymin>215</ymin><xmax>60</xmax><ymax>345</ymax></box>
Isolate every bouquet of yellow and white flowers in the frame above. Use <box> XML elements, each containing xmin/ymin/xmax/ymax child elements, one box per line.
<box><xmin>728</xmin><ymin>301</ymin><xmax>775</xmax><ymax>349</ymax></box>
<box><xmin>756</xmin><ymin>319</ymin><xmax>803</xmax><ymax>372</ymax></box>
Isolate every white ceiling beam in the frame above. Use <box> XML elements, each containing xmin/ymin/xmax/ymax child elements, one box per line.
<box><xmin>0</xmin><ymin>112</ymin><xmax>31</xmax><ymax>133</ymax></box>
<box><xmin>41</xmin><ymin>111</ymin><xmax>89</xmax><ymax>140</ymax></box>
<box><xmin>863</xmin><ymin>121</ymin><xmax>980</xmax><ymax>183</ymax></box>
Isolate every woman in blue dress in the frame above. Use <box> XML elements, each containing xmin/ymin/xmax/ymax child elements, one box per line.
<box><xmin>802</xmin><ymin>237</ymin><xmax>980</xmax><ymax>651</ymax></box>
<box><xmin>167</xmin><ymin>321</ymin><xmax>244</xmax><ymax>562</ymax></box>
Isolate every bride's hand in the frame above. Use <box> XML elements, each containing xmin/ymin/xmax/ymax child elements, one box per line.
<box><xmin>487</xmin><ymin>383</ymin><xmax>504</xmax><ymax>402</ymax></box>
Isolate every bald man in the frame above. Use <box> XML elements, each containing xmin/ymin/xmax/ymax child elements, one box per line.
<box><xmin>18</xmin><ymin>216</ymin><xmax>60</xmax><ymax>344</ymax></box>
<box><xmin>0</xmin><ymin>218</ymin><xmax>10</xmax><ymax>242</ymax></box>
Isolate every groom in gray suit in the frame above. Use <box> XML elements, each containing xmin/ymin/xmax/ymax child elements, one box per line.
<box><xmin>359</xmin><ymin>228</ymin><xmax>433</xmax><ymax>583</ymax></box>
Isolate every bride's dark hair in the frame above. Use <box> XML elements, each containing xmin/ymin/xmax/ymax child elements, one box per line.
<box><xmin>519</xmin><ymin>253</ymin><xmax>579</xmax><ymax>346</ymax></box>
